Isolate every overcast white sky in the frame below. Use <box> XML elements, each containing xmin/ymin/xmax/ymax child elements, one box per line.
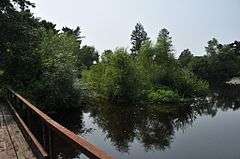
<box><xmin>31</xmin><ymin>0</ymin><xmax>240</xmax><ymax>56</ymax></box>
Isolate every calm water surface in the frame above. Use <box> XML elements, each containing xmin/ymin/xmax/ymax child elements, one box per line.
<box><xmin>54</xmin><ymin>90</ymin><xmax>240</xmax><ymax>159</ymax></box>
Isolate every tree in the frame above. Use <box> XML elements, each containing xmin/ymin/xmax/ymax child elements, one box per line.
<box><xmin>0</xmin><ymin>0</ymin><xmax>88</xmax><ymax>110</ymax></box>
<box><xmin>30</xmin><ymin>30</ymin><xmax>81</xmax><ymax>110</ymax></box>
<box><xmin>77</xmin><ymin>45</ymin><xmax>99</xmax><ymax>70</ymax></box>
<box><xmin>155</xmin><ymin>28</ymin><xmax>174</xmax><ymax>64</ymax></box>
<box><xmin>189</xmin><ymin>39</ymin><xmax>240</xmax><ymax>86</ymax></box>
<box><xmin>62</xmin><ymin>26</ymin><xmax>83</xmax><ymax>44</ymax></box>
<box><xmin>178</xmin><ymin>49</ymin><xmax>193</xmax><ymax>67</ymax></box>
<box><xmin>130</xmin><ymin>23</ymin><xmax>149</xmax><ymax>56</ymax></box>
<box><xmin>205</xmin><ymin>38</ymin><xmax>221</xmax><ymax>56</ymax></box>
<box><xmin>0</xmin><ymin>0</ymin><xmax>35</xmax><ymax>12</ymax></box>
<box><xmin>101</xmin><ymin>50</ymin><xmax>113</xmax><ymax>62</ymax></box>
<box><xmin>39</xmin><ymin>20</ymin><xmax>58</xmax><ymax>33</ymax></box>
<box><xmin>0</xmin><ymin>0</ymin><xmax>42</xmax><ymax>88</ymax></box>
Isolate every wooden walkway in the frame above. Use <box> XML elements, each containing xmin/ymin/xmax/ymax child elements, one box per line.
<box><xmin>0</xmin><ymin>88</ymin><xmax>113</xmax><ymax>159</ymax></box>
<box><xmin>0</xmin><ymin>102</ymin><xmax>36</xmax><ymax>159</ymax></box>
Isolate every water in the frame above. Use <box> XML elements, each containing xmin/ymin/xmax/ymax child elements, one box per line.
<box><xmin>53</xmin><ymin>89</ymin><xmax>240</xmax><ymax>159</ymax></box>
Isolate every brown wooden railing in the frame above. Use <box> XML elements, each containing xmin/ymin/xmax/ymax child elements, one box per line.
<box><xmin>6</xmin><ymin>88</ymin><xmax>113</xmax><ymax>159</ymax></box>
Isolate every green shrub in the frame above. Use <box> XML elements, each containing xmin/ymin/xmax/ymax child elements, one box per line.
<box><xmin>28</xmin><ymin>29</ymin><xmax>81</xmax><ymax>110</ymax></box>
<box><xmin>82</xmin><ymin>48</ymin><xmax>140</xmax><ymax>103</ymax></box>
<box><xmin>172</xmin><ymin>70</ymin><xmax>209</xmax><ymax>97</ymax></box>
<box><xmin>155</xmin><ymin>68</ymin><xmax>209</xmax><ymax>98</ymax></box>
<box><xmin>147</xmin><ymin>89</ymin><xmax>180</xmax><ymax>104</ymax></box>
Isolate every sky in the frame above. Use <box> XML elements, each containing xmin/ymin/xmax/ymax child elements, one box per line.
<box><xmin>31</xmin><ymin>0</ymin><xmax>240</xmax><ymax>56</ymax></box>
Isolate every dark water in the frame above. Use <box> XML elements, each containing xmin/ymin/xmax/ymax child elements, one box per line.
<box><xmin>53</xmin><ymin>88</ymin><xmax>240</xmax><ymax>159</ymax></box>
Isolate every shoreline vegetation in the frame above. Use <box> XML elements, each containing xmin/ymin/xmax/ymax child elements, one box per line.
<box><xmin>0</xmin><ymin>0</ymin><xmax>239</xmax><ymax>111</ymax></box>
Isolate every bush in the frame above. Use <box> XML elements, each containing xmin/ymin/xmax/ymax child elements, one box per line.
<box><xmin>28</xmin><ymin>29</ymin><xmax>81</xmax><ymax>110</ymax></box>
<box><xmin>147</xmin><ymin>89</ymin><xmax>180</xmax><ymax>104</ymax></box>
<box><xmin>137</xmin><ymin>41</ymin><xmax>209</xmax><ymax>99</ymax></box>
<box><xmin>157</xmin><ymin>69</ymin><xmax>209</xmax><ymax>97</ymax></box>
<box><xmin>82</xmin><ymin>48</ymin><xmax>140</xmax><ymax>103</ymax></box>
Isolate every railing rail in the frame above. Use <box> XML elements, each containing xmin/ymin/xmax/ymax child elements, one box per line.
<box><xmin>7</xmin><ymin>88</ymin><xmax>113</xmax><ymax>159</ymax></box>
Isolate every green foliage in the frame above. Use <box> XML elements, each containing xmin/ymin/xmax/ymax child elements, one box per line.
<box><xmin>205</xmin><ymin>38</ymin><xmax>220</xmax><ymax>56</ymax></box>
<box><xmin>189</xmin><ymin>56</ymin><xmax>209</xmax><ymax>80</ymax></box>
<box><xmin>147</xmin><ymin>89</ymin><xmax>180</xmax><ymax>103</ymax></box>
<box><xmin>77</xmin><ymin>45</ymin><xmax>99</xmax><ymax>70</ymax></box>
<box><xmin>130</xmin><ymin>23</ymin><xmax>149</xmax><ymax>55</ymax></box>
<box><xmin>0</xmin><ymin>0</ymin><xmax>219</xmax><ymax>109</ymax></box>
<box><xmin>178</xmin><ymin>49</ymin><xmax>193</xmax><ymax>68</ymax></box>
<box><xmin>83</xmin><ymin>48</ymin><xmax>140</xmax><ymax>102</ymax></box>
<box><xmin>0</xmin><ymin>0</ymin><xmax>97</xmax><ymax>110</ymax></box>
<box><xmin>135</xmin><ymin>34</ymin><xmax>209</xmax><ymax>100</ymax></box>
<box><xmin>0</xmin><ymin>0</ymin><xmax>35</xmax><ymax>12</ymax></box>
<box><xmin>38</xmin><ymin>30</ymin><xmax>78</xmax><ymax>70</ymax></box>
<box><xmin>83</xmin><ymin>28</ymin><xmax>209</xmax><ymax>104</ymax></box>
<box><xmin>156</xmin><ymin>29</ymin><xmax>173</xmax><ymax>51</ymax></box>
<box><xmin>135</xmin><ymin>29</ymin><xmax>176</xmax><ymax>89</ymax></box>
<box><xmin>189</xmin><ymin>40</ymin><xmax>240</xmax><ymax>86</ymax></box>
<box><xmin>28</xmin><ymin>29</ymin><xmax>81</xmax><ymax>110</ymax></box>
<box><xmin>167</xmin><ymin>70</ymin><xmax>209</xmax><ymax>97</ymax></box>
<box><xmin>62</xmin><ymin>26</ymin><xmax>83</xmax><ymax>43</ymax></box>
<box><xmin>39</xmin><ymin>20</ymin><xmax>58</xmax><ymax>33</ymax></box>
<box><xmin>0</xmin><ymin>1</ymin><xmax>42</xmax><ymax>88</ymax></box>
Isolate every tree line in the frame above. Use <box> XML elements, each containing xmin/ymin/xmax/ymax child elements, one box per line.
<box><xmin>178</xmin><ymin>38</ymin><xmax>240</xmax><ymax>86</ymax></box>
<box><xmin>0</xmin><ymin>0</ymin><xmax>239</xmax><ymax>110</ymax></box>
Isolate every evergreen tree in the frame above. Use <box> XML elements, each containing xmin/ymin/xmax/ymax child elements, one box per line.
<box><xmin>156</xmin><ymin>28</ymin><xmax>173</xmax><ymax>53</ymax></box>
<box><xmin>155</xmin><ymin>28</ymin><xmax>174</xmax><ymax>64</ymax></box>
<box><xmin>62</xmin><ymin>26</ymin><xmax>83</xmax><ymax>44</ymax></box>
<box><xmin>130</xmin><ymin>23</ymin><xmax>149</xmax><ymax>56</ymax></box>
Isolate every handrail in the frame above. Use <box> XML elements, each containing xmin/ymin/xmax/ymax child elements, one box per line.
<box><xmin>7</xmin><ymin>100</ymin><xmax>48</xmax><ymax>159</ymax></box>
<box><xmin>7</xmin><ymin>88</ymin><xmax>113</xmax><ymax>159</ymax></box>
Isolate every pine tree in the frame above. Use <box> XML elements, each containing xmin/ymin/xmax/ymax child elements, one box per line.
<box><xmin>155</xmin><ymin>28</ymin><xmax>174</xmax><ymax>63</ymax></box>
<box><xmin>130</xmin><ymin>23</ymin><xmax>149</xmax><ymax>56</ymax></box>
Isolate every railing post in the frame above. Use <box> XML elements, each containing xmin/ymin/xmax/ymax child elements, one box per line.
<box><xmin>26</xmin><ymin>108</ymin><xmax>31</xmax><ymax>127</ymax></box>
<box><xmin>15</xmin><ymin>97</ymin><xmax>20</xmax><ymax>112</ymax></box>
<box><xmin>13</xmin><ymin>94</ymin><xmax>16</xmax><ymax>105</ymax></box>
<box><xmin>12</xmin><ymin>94</ymin><xmax>15</xmax><ymax>105</ymax></box>
<box><xmin>7</xmin><ymin>90</ymin><xmax>10</xmax><ymax>101</ymax></box>
<box><xmin>42</xmin><ymin>123</ymin><xmax>47</xmax><ymax>149</ymax></box>
<box><xmin>48</xmin><ymin>128</ymin><xmax>53</xmax><ymax>159</ymax></box>
<box><xmin>20</xmin><ymin>102</ymin><xmax>25</xmax><ymax>118</ymax></box>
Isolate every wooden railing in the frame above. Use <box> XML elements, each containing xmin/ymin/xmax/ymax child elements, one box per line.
<box><xmin>6</xmin><ymin>88</ymin><xmax>113</xmax><ymax>159</ymax></box>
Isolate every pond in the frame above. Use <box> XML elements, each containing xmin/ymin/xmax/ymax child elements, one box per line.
<box><xmin>53</xmin><ymin>89</ymin><xmax>240</xmax><ymax>159</ymax></box>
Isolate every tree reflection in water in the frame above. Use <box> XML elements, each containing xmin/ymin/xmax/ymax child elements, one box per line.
<box><xmin>84</xmin><ymin>87</ymin><xmax>240</xmax><ymax>153</ymax></box>
<box><xmin>52</xmin><ymin>87</ymin><xmax>240</xmax><ymax>157</ymax></box>
<box><xmin>87</xmin><ymin>102</ymin><xmax>196</xmax><ymax>152</ymax></box>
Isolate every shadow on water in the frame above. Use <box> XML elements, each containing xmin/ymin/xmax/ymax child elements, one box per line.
<box><xmin>51</xmin><ymin>86</ymin><xmax>240</xmax><ymax>158</ymax></box>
